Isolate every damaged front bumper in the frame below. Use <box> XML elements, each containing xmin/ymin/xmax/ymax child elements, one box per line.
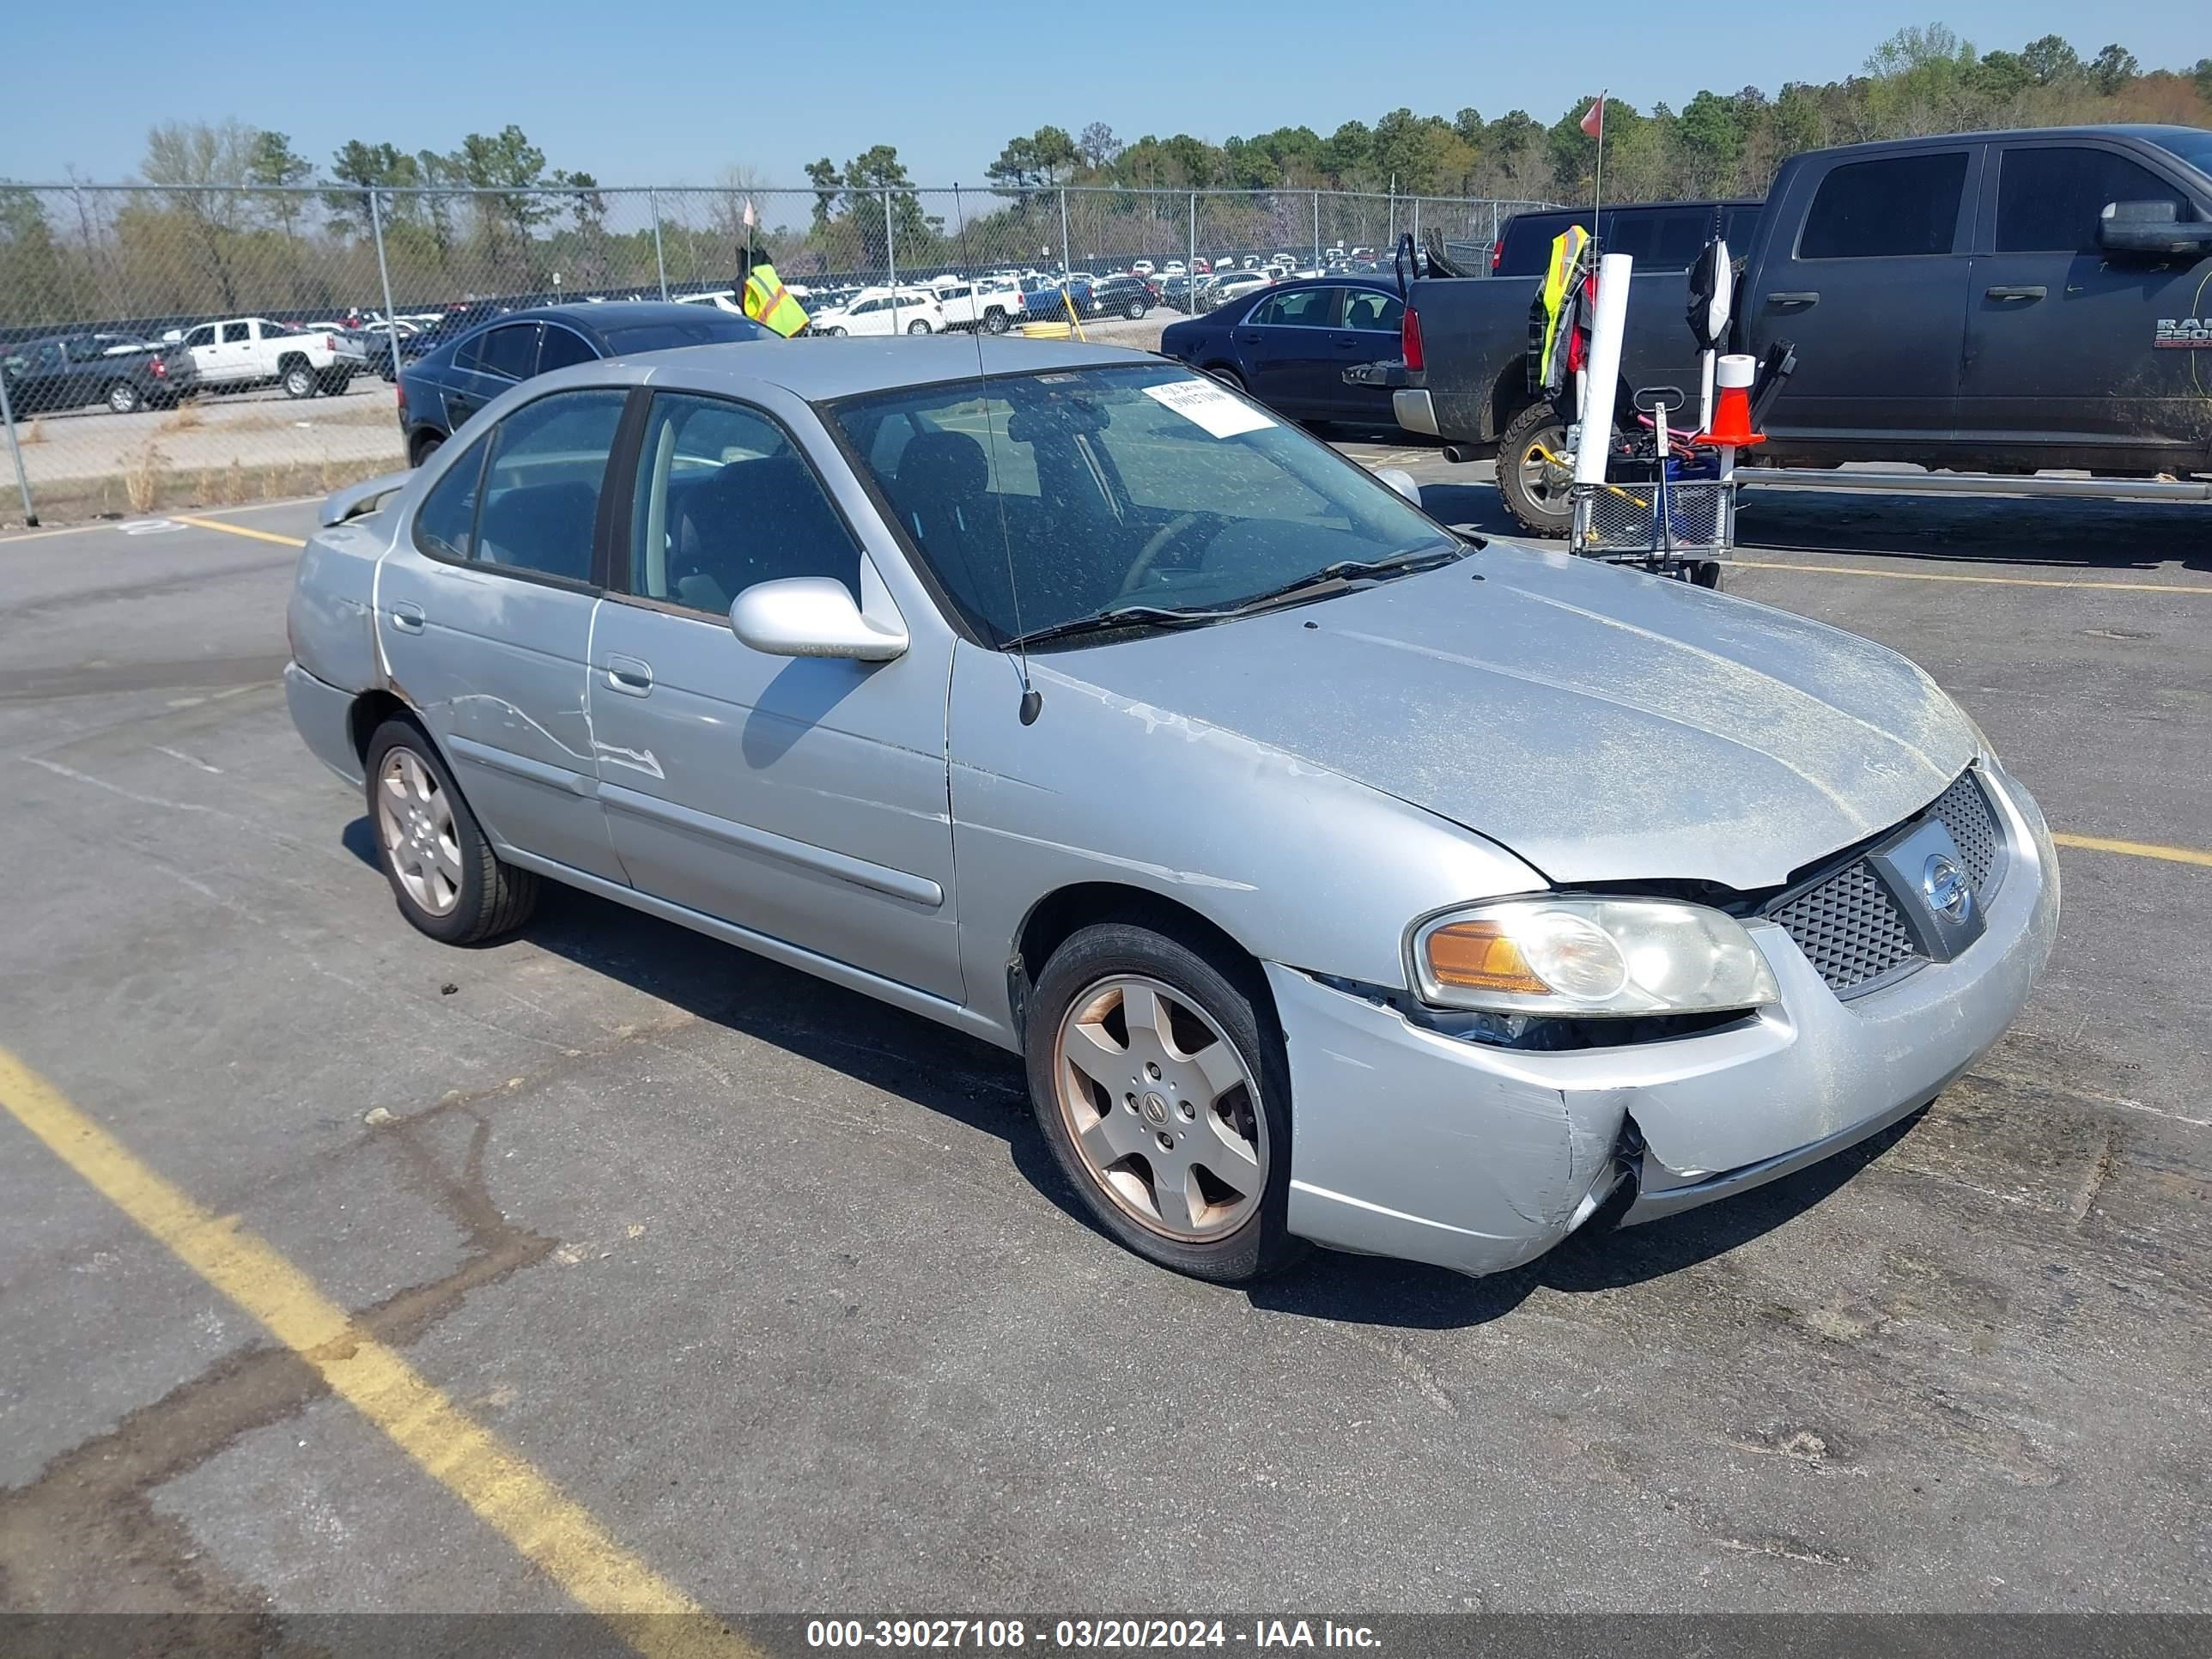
<box><xmin>1268</xmin><ymin>764</ymin><xmax>2060</xmax><ymax>1277</ymax></box>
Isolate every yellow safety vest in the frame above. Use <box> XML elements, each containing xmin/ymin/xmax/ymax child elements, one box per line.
<box><xmin>1538</xmin><ymin>224</ymin><xmax>1590</xmax><ymax>388</ymax></box>
<box><xmin>743</xmin><ymin>264</ymin><xmax>809</xmax><ymax>337</ymax></box>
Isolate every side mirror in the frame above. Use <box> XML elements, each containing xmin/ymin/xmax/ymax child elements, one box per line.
<box><xmin>2098</xmin><ymin>200</ymin><xmax>2212</xmax><ymax>258</ymax></box>
<box><xmin>729</xmin><ymin>577</ymin><xmax>908</xmax><ymax>662</ymax></box>
<box><xmin>1374</xmin><ymin>466</ymin><xmax>1424</xmax><ymax>507</ymax></box>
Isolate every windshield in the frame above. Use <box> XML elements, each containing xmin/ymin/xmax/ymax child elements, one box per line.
<box><xmin>600</xmin><ymin>315</ymin><xmax>769</xmax><ymax>354</ymax></box>
<box><xmin>829</xmin><ymin>362</ymin><xmax>1455</xmax><ymax>646</ymax></box>
<box><xmin>2145</xmin><ymin>129</ymin><xmax>2212</xmax><ymax>183</ymax></box>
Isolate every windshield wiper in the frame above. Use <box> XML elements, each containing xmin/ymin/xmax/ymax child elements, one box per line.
<box><xmin>1221</xmin><ymin>543</ymin><xmax>1469</xmax><ymax>617</ymax></box>
<box><xmin>1000</xmin><ymin>605</ymin><xmax>1229</xmax><ymax>650</ymax></box>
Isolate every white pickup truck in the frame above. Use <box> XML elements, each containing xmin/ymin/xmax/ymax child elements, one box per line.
<box><xmin>165</xmin><ymin>317</ymin><xmax>365</xmax><ymax>398</ymax></box>
<box><xmin>928</xmin><ymin>277</ymin><xmax>1023</xmax><ymax>334</ymax></box>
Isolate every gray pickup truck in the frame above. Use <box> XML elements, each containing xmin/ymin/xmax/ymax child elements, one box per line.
<box><xmin>1383</xmin><ymin>125</ymin><xmax>2212</xmax><ymax>534</ymax></box>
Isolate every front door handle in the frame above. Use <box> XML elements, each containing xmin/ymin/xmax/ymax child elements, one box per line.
<box><xmin>605</xmin><ymin>654</ymin><xmax>653</xmax><ymax>696</ymax></box>
<box><xmin>390</xmin><ymin>600</ymin><xmax>426</xmax><ymax>633</ymax></box>
<box><xmin>1766</xmin><ymin>290</ymin><xmax>1820</xmax><ymax>307</ymax></box>
<box><xmin>1984</xmin><ymin>284</ymin><xmax>2047</xmax><ymax>301</ymax></box>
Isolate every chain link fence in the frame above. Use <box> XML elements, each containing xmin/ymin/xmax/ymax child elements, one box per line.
<box><xmin>0</xmin><ymin>182</ymin><xmax>1553</xmax><ymax>525</ymax></box>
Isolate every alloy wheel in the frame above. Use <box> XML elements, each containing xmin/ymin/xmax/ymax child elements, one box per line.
<box><xmin>377</xmin><ymin>748</ymin><xmax>462</xmax><ymax>917</ymax></box>
<box><xmin>1052</xmin><ymin>975</ymin><xmax>1266</xmax><ymax>1242</ymax></box>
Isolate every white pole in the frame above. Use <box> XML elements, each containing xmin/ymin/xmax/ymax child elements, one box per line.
<box><xmin>1574</xmin><ymin>252</ymin><xmax>1632</xmax><ymax>487</ymax></box>
<box><xmin>0</xmin><ymin>357</ymin><xmax>35</xmax><ymax>526</ymax></box>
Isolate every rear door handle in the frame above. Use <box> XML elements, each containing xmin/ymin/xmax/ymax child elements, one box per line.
<box><xmin>1766</xmin><ymin>290</ymin><xmax>1820</xmax><ymax>307</ymax></box>
<box><xmin>1984</xmin><ymin>284</ymin><xmax>2047</xmax><ymax>301</ymax></box>
<box><xmin>605</xmin><ymin>654</ymin><xmax>653</xmax><ymax>696</ymax></box>
<box><xmin>389</xmin><ymin>600</ymin><xmax>426</xmax><ymax>633</ymax></box>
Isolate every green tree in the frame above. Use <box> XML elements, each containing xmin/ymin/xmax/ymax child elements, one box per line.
<box><xmin>326</xmin><ymin>140</ymin><xmax>422</xmax><ymax>235</ymax></box>
<box><xmin>804</xmin><ymin>158</ymin><xmax>842</xmax><ymax>233</ymax></box>
<box><xmin>1318</xmin><ymin>120</ymin><xmax>1373</xmax><ymax>183</ymax></box>
<box><xmin>449</xmin><ymin>125</ymin><xmax>552</xmax><ymax>275</ymax></box>
<box><xmin>2087</xmin><ymin>44</ymin><xmax>2139</xmax><ymax>94</ymax></box>
<box><xmin>1077</xmin><ymin>122</ymin><xmax>1122</xmax><ymax>172</ymax></box>
<box><xmin>1676</xmin><ymin>89</ymin><xmax>1747</xmax><ymax>192</ymax></box>
<box><xmin>246</xmin><ymin>129</ymin><xmax>313</xmax><ymax>253</ymax></box>
<box><xmin>2021</xmin><ymin>33</ymin><xmax>2081</xmax><ymax>85</ymax></box>
<box><xmin>2195</xmin><ymin>58</ymin><xmax>2212</xmax><ymax>101</ymax></box>
<box><xmin>843</xmin><ymin>144</ymin><xmax>924</xmax><ymax>266</ymax></box>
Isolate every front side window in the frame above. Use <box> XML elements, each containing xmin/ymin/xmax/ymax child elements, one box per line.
<box><xmin>1799</xmin><ymin>152</ymin><xmax>1969</xmax><ymax>259</ymax></box>
<box><xmin>1996</xmin><ymin>148</ymin><xmax>2189</xmax><ymax>253</ymax></box>
<box><xmin>831</xmin><ymin>363</ymin><xmax>1454</xmax><ymax>645</ymax></box>
<box><xmin>471</xmin><ymin>388</ymin><xmax>628</xmax><ymax>582</ymax></box>
<box><xmin>185</xmin><ymin>325</ymin><xmax>216</xmax><ymax>348</ymax></box>
<box><xmin>626</xmin><ymin>393</ymin><xmax>860</xmax><ymax>614</ymax></box>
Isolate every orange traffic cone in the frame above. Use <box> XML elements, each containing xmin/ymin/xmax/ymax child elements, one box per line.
<box><xmin>1694</xmin><ymin>353</ymin><xmax>1765</xmax><ymax>449</ymax></box>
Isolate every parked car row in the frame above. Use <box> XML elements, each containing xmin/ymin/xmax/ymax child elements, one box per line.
<box><xmin>1</xmin><ymin>333</ymin><xmax>198</xmax><ymax>416</ymax></box>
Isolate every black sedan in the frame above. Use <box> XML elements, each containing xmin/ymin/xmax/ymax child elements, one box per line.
<box><xmin>397</xmin><ymin>302</ymin><xmax>769</xmax><ymax>465</ymax></box>
<box><xmin>1157</xmin><ymin>276</ymin><xmax>1406</xmax><ymax>425</ymax></box>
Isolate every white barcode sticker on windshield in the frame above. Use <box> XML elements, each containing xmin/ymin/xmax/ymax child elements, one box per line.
<box><xmin>1143</xmin><ymin>377</ymin><xmax>1276</xmax><ymax>438</ymax></box>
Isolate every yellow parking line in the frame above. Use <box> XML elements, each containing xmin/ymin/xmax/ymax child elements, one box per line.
<box><xmin>2053</xmin><ymin>832</ymin><xmax>2212</xmax><ymax>868</ymax></box>
<box><xmin>1732</xmin><ymin>557</ymin><xmax>2212</xmax><ymax>596</ymax></box>
<box><xmin>171</xmin><ymin>514</ymin><xmax>307</xmax><ymax>548</ymax></box>
<box><xmin>0</xmin><ymin>1045</ymin><xmax>751</xmax><ymax>1659</ymax></box>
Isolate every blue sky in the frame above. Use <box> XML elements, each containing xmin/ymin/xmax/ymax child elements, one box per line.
<box><xmin>8</xmin><ymin>2</ymin><xmax>2205</xmax><ymax>186</ymax></box>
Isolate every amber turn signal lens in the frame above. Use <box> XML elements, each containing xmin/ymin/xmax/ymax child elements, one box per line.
<box><xmin>1424</xmin><ymin>921</ymin><xmax>1552</xmax><ymax>995</ymax></box>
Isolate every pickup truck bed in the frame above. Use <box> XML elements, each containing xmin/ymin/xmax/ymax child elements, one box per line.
<box><xmin>1384</xmin><ymin>125</ymin><xmax>2212</xmax><ymax>534</ymax></box>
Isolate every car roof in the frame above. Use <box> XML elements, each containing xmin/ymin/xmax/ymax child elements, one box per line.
<box><xmin>600</xmin><ymin>335</ymin><xmax>1151</xmax><ymax>402</ymax></box>
<box><xmin>480</xmin><ymin>301</ymin><xmax>726</xmax><ymax>331</ymax></box>
<box><xmin>1793</xmin><ymin>124</ymin><xmax>2203</xmax><ymax>161</ymax></box>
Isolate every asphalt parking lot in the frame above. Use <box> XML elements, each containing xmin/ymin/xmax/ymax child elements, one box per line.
<box><xmin>2</xmin><ymin>464</ymin><xmax>2209</xmax><ymax>1644</ymax></box>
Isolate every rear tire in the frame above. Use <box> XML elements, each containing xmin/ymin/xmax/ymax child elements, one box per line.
<box><xmin>906</xmin><ymin>319</ymin><xmax>933</xmax><ymax>335</ymax></box>
<box><xmin>281</xmin><ymin>361</ymin><xmax>315</xmax><ymax>399</ymax></box>
<box><xmin>408</xmin><ymin>430</ymin><xmax>444</xmax><ymax>467</ymax></box>
<box><xmin>1496</xmin><ymin>400</ymin><xmax>1574</xmax><ymax>538</ymax></box>
<box><xmin>1202</xmin><ymin>365</ymin><xmax>1245</xmax><ymax>393</ymax></box>
<box><xmin>1026</xmin><ymin>921</ymin><xmax>1304</xmax><ymax>1283</ymax></box>
<box><xmin>983</xmin><ymin>309</ymin><xmax>1011</xmax><ymax>335</ymax></box>
<box><xmin>1124</xmin><ymin>300</ymin><xmax>1147</xmax><ymax>320</ymax></box>
<box><xmin>363</xmin><ymin>718</ymin><xmax>538</xmax><ymax>945</ymax></box>
<box><xmin>106</xmin><ymin>380</ymin><xmax>142</xmax><ymax>415</ymax></box>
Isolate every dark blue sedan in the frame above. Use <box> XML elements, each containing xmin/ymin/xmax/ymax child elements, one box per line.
<box><xmin>1157</xmin><ymin>276</ymin><xmax>1405</xmax><ymax>425</ymax></box>
<box><xmin>398</xmin><ymin>302</ymin><xmax>769</xmax><ymax>465</ymax></box>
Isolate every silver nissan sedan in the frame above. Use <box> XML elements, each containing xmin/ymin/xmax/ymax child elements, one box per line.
<box><xmin>284</xmin><ymin>337</ymin><xmax>2058</xmax><ymax>1282</ymax></box>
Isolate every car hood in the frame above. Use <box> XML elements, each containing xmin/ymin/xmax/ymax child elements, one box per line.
<box><xmin>1040</xmin><ymin>544</ymin><xmax>1976</xmax><ymax>890</ymax></box>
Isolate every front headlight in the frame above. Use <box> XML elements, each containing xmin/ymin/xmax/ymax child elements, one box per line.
<box><xmin>1410</xmin><ymin>897</ymin><xmax>1779</xmax><ymax>1017</ymax></box>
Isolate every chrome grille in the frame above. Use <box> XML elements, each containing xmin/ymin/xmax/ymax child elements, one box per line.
<box><xmin>1768</xmin><ymin>861</ymin><xmax>1921</xmax><ymax>994</ymax></box>
<box><xmin>1928</xmin><ymin>770</ymin><xmax>1999</xmax><ymax>892</ymax></box>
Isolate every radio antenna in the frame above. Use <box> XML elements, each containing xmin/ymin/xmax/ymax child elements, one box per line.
<box><xmin>954</xmin><ymin>183</ymin><xmax>1042</xmax><ymax>724</ymax></box>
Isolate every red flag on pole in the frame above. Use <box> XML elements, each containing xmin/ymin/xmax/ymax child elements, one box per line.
<box><xmin>1579</xmin><ymin>94</ymin><xmax>1606</xmax><ymax>137</ymax></box>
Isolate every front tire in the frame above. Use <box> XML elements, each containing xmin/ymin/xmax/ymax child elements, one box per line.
<box><xmin>823</xmin><ymin>325</ymin><xmax>846</xmax><ymax>337</ymax></box>
<box><xmin>363</xmin><ymin>719</ymin><xmax>538</xmax><ymax>945</ymax></box>
<box><xmin>106</xmin><ymin>380</ymin><xmax>143</xmax><ymax>415</ymax></box>
<box><xmin>1026</xmin><ymin>921</ymin><xmax>1303</xmax><ymax>1282</ymax></box>
<box><xmin>1496</xmin><ymin>399</ymin><xmax>1573</xmax><ymax>538</ymax></box>
<box><xmin>282</xmin><ymin>361</ymin><xmax>315</xmax><ymax>399</ymax></box>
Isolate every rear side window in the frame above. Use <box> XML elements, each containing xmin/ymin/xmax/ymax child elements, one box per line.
<box><xmin>474</xmin><ymin>388</ymin><xmax>629</xmax><ymax>583</ymax></box>
<box><xmin>1251</xmin><ymin>288</ymin><xmax>1339</xmax><ymax>327</ymax></box>
<box><xmin>1605</xmin><ymin>207</ymin><xmax>1714</xmax><ymax>270</ymax></box>
<box><xmin>1800</xmin><ymin>153</ymin><xmax>1969</xmax><ymax>258</ymax></box>
<box><xmin>1996</xmin><ymin>148</ymin><xmax>2190</xmax><ymax>253</ymax></box>
<box><xmin>1342</xmin><ymin>290</ymin><xmax>1403</xmax><ymax>331</ymax></box>
<box><xmin>536</xmin><ymin>325</ymin><xmax>596</xmax><ymax>373</ymax></box>
<box><xmin>222</xmin><ymin>322</ymin><xmax>252</xmax><ymax>343</ymax></box>
<box><xmin>414</xmin><ymin>437</ymin><xmax>490</xmax><ymax>562</ymax></box>
<box><xmin>477</xmin><ymin>324</ymin><xmax>540</xmax><ymax>381</ymax></box>
<box><xmin>1497</xmin><ymin>212</ymin><xmax>1581</xmax><ymax>276</ymax></box>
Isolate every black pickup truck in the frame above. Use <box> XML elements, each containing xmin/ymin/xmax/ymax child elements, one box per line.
<box><xmin>1379</xmin><ymin>125</ymin><xmax>2212</xmax><ymax>533</ymax></box>
<box><xmin>3</xmin><ymin>333</ymin><xmax>199</xmax><ymax>417</ymax></box>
